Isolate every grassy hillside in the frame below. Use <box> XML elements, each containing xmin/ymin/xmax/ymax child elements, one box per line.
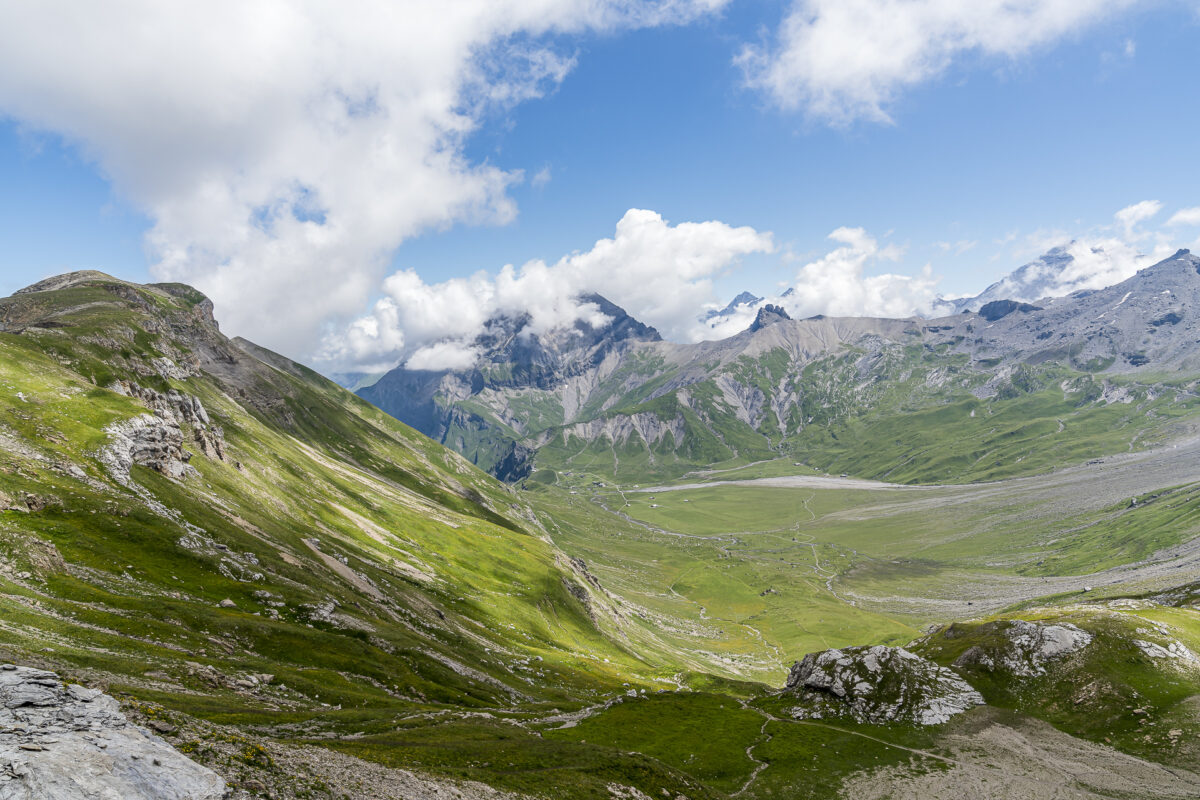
<box><xmin>534</xmin><ymin>344</ymin><xmax>1200</xmax><ymax>485</ymax></box>
<box><xmin>0</xmin><ymin>273</ymin><xmax>716</xmax><ymax>797</ymax></box>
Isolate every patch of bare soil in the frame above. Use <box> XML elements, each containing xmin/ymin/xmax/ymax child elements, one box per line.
<box><xmin>840</xmin><ymin>711</ymin><xmax>1200</xmax><ymax>800</ymax></box>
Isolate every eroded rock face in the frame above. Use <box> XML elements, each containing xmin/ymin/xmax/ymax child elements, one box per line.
<box><xmin>0</xmin><ymin>664</ymin><xmax>226</xmax><ymax>799</ymax></box>
<box><xmin>99</xmin><ymin>413</ymin><xmax>194</xmax><ymax>482</ymax></box>
<box><xmin>98</xmin><ymin>381</ymin><xmax>226</xmax><ymax>483</ymax></box>
<box><xmin>952</xmin><ymin>620</ymin><xmax>1092</xmax><ymax>677</ymax></box>
<box><xmin>786</xmin><ymin>645</ymin><xmax>984</xmax><ymax>725</ymax></box>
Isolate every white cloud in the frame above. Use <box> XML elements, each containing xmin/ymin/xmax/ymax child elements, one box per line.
<box><xmin>1046</xmin><ymin>237</ymin><xmax>1172</xmax><ymax>295</ymax></box>
<box><xmin>0</xmin><ymin>1</ymin><xmax>727</xmax><ymax>357</ymax></box>
<box><xmin>1114</xmin><ymin>199</ymin><xmax>1162</xmax><ymax>239</ymax></box>
<box><xmin>1167</xmin><ymin>206</ymin><xmax>1200</xmax><ymax>227</ymax></box>
<box><xmin>321</xmin><ymin>208</ymin><xmax>774</xmax><ymax>370</ymax></box>
<box><xmin>781</xmin><ymin>227</ymin><xmax>940</xmax><ymax>318</ymax></box>
<box><xmin>700</xmin><ymin>227</ymin><xmax>942</xmax><ymax>336</ymax></box>
<box><xmin>405</xmin><ymin>342</ymin><xmax>482</xmax><ymax>372</ymax></box>
<box><xmin>990</xmin><ymin>201</ymin><xmax>1188</xmax><ymax>303</ymax></box>
<box><xmin>531</xmin><ymin>165</ymin><xmax>553</xmax><ymax>188</ymax></box>
<box><xmin>739</xmin><ymin>0</ymin><xmax>1136</xmax><ymax>124</ymax></box>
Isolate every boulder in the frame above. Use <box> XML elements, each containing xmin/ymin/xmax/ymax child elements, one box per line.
<box><xmin>786</xmin><ymin>645</ymin><xmax>983</xmax><ymax>725</ymax></box>
<box><xmin>951</xmin><ymin>620</ymin><xmax>1092</xmax><ymax>677</ymax></box>
<box><xmin>0</xmin><ymin>664</ymin><xmax>226</xmax><ymax>799</ymax></box>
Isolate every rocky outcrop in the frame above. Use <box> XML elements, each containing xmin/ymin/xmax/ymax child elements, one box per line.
<box><xmin>950</xmin><ymin>620</ymin><xmax>1092</xmax><ymax>677</ymax></box>
<box><xmin>0</xmin><ymin>664</ymin><xmax>225</xmax><ymax>799</ymax></box>
<box><xmin>786</xmin><ymin>645</ymin><xmax>984</xmax><ymax>725</ymax></box>
<box><xmin>99</xmin><ymin>382</ymin><xmax>226</xmax><ymax>483</ymax></box>
<box><xmin>748</xmin><ymin>304</ymin><xmax>791</xmax><ymax>332</ymax></box>
<box><xmin>978</xmin><ymin>299</ymin><xmax>1042</xmax><ymax>322</ymax></box>
<box><xmin>99</xmin><ymin>413</ymin><xmax>195</xmax><ymax>482</ymax></box>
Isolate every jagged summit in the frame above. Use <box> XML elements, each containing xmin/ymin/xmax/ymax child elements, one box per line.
<box><xmin>577</xmin><ymin>293</ymin><xmax>662</xmax><ymax>343</ymax></box>
<box><xmin>357</xmin><ymin>292</ymin><xmax>661</xmax><ymax>478</ymax></box>
<box><xmin>748</xmin><ymin>303</ymin><xmax>791</xmax><ymax>332</ymax></box>
<box><xmin>947</xmin><ymin>245</ymin><xmax>1077</xmax><ymax>312</ymax></box>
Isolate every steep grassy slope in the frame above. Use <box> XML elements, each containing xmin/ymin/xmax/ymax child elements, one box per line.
<box><xmin>0</xmin><ymin>272</ymin><xmax>728</xmax><ymax>797</ymax></box>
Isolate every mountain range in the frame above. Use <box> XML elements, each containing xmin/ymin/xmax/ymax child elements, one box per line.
<box><xmin>357</xmin><ymin>249</ymin><xmax>1200</xmax><ymax>483</ymax></box>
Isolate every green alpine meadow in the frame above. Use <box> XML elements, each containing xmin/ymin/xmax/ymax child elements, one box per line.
<box><xmin>2</xmin><ymin>263</ymin><xmax>1199</xmax><ymax>798</ymax></box>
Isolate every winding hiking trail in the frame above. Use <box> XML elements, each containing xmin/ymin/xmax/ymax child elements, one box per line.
<box><xmin>732</xmin><ymin>702</ymin><xmax>968</xmax><ymax>797</ymax></box>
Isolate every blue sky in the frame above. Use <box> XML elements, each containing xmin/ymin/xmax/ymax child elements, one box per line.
<box><xmin>1</xmin><ymin>1</ymin><xmax>1198</xmax><ymax>369</ymax></box>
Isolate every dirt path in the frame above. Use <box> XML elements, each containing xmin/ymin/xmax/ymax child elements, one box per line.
<box><xmin>840</xmin><ymin>714</ymin><xmax>1200</xmax><ymax>800</ymax></box>
<box><xmin>635</xmin><ymin>475</ymin><xmax>918</xmax><ymax>493</ymax></box>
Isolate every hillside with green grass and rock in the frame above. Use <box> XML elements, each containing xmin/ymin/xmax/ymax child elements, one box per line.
<box><xmin>3</xmin><ymin>270</ymin><xmax>1200</xmax><ymax>799</ymax></box>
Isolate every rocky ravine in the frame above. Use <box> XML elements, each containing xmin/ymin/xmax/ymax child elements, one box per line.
<box><xmin>0</xmin><ymin>664</ymin><xmax>226</xmax><ymax>800</ymax></box>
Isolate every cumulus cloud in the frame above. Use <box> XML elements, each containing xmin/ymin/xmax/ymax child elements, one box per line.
<box><xmin>700</xmin><ymin>227</ymin><xmax>942</xmax><ymax>337</ymax></box>
<box><xmin>0</xmin><ymin>1</ymin><xmax>727</xmax><ymax>356</ymax></box>
<box><xmin>321</xmin><ymin>209</ymin><xmax>774</xmax><ymax>371</ymax></box>
<box><xmin>782</xmin><ymin>227</ymin><xmax>941</xmax><ymax>317</ymax></box>
<box><xmin>1114</xmin><ymin>199</ymin><xmax>1162</xmax><ymax>239</ymax></box>
<box><xmin>738</xmin><ymin>0</ymin><xmax>1136</xmax><ymax>123</ymax></box>
<box><xmin>1167</xmin><ymin>207</ymin><xmax>1200</xmax><ymax>227</ymax></box>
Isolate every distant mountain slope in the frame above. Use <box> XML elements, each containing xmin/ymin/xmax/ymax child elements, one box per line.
<box><xmin>358</xmin><ymin>293</ymin><xmax>662</xmax><ymax>479</ymax></box>
<box><xmin>957</xmin><ymin>248</ymin><xmax>1200</xmax><ymax>371</ymax></box>
<box><xmin>359</xmin><ymin>251</ymin><xmax>1200</xmax><ymax>483</ymax></box>
<box><xmin>946</xmin><ymin>245</ymin><xmax>1077</xmax><ymax>312</ymax></box>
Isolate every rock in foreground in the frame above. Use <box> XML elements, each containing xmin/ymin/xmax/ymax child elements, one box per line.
<box><xmin>0</xmin><ymin>664</ymin><xmax>225</xmax><ymax>799</ymax></box>
<box><xmin>786</xmin><ymin>645</ymin><xmax>984</xmax><ymax>725</ymax></box>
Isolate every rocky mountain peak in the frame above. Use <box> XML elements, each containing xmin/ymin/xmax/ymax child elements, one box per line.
<box><xmin>703</xmin><ymin>290</ymin><xmax>762</xmax><ymax>322</ymax></box>
<box><xmin>946</xmin><ymin>245</ymin><xmax>1076</xmax><ymax>312</ymax></box>
<box><xmin>748</xmin><ymin>303</ymin><xmax>791</xmax><ymax>332</ymax></box>
<box><xmin>577</xmin><ymin>293</ymin><xmax>662</xmax><ymax>343</ymax></box>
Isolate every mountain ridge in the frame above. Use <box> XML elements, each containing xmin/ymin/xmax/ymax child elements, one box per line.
<box><xmin>359</xmin><ymin>250</ymin><xmax>1200</xmax><ymax>482</ymax></box>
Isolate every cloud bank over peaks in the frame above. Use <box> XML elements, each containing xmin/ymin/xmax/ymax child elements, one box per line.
<box><xmin>320</xmin><ymin>209</ymin><xmax>775</xmax><ymax>372</ymax></box>
<box><xmin>1005</xmin><ymin>201</ymin><xmax>1184</xmax><ymax>300</ymax></box>
<box><xmin>700</xmin><ymin>226</ymin><xmax>943</xmax><ymax>338</ymax></box>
